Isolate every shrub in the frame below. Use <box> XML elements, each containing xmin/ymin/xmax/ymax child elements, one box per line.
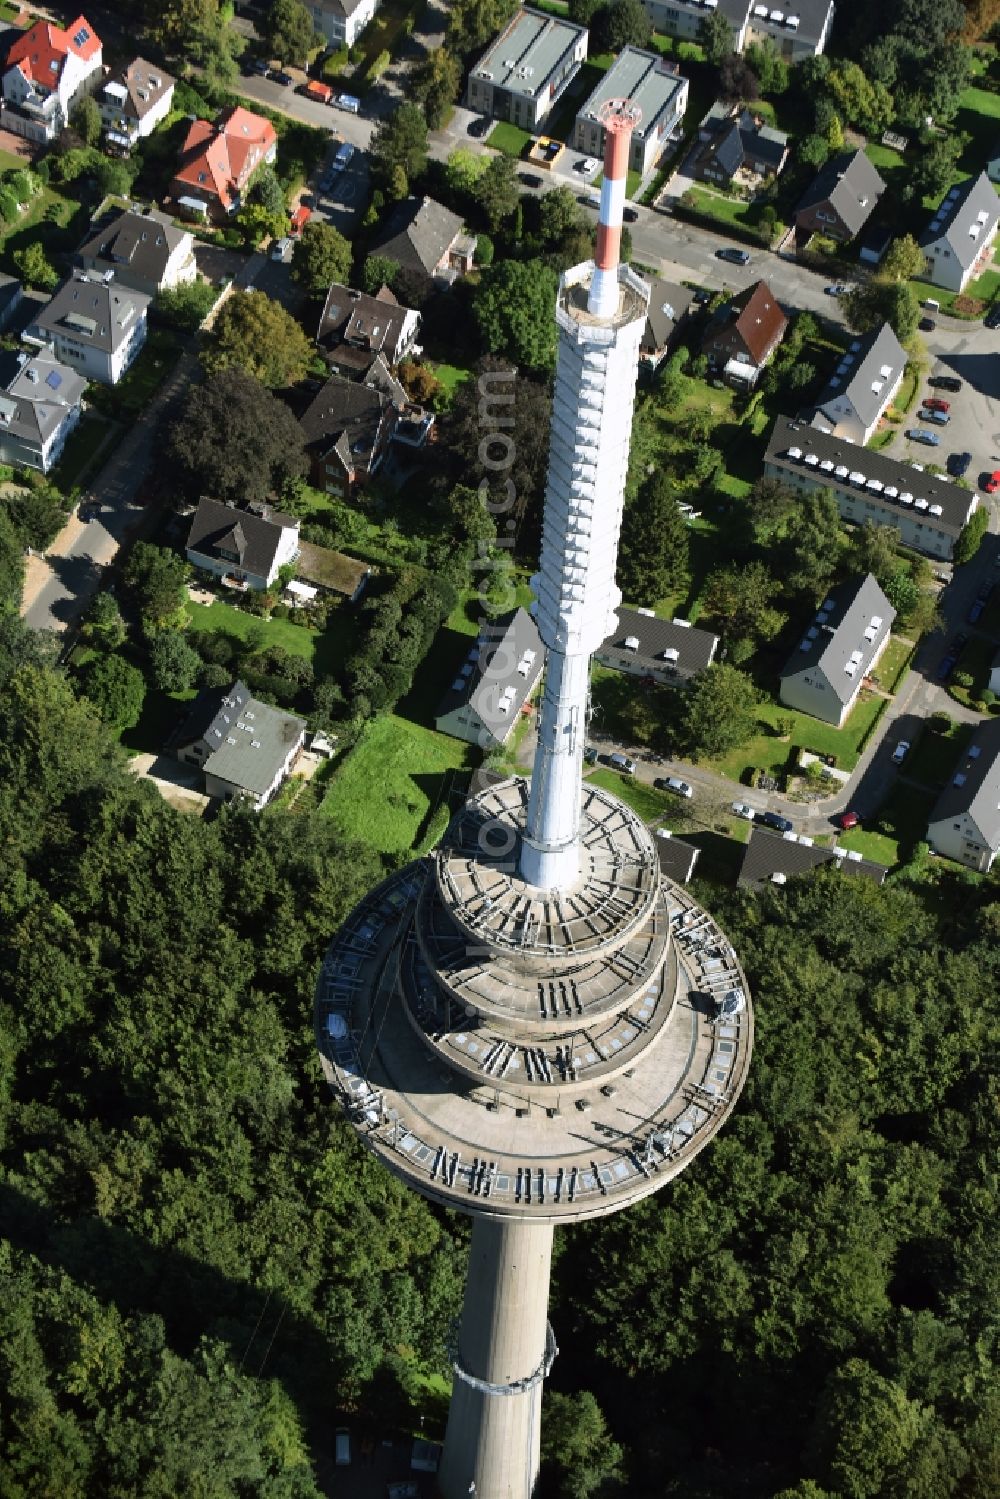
<box><xmin>953</xmin><ymin>669</ymin><xmax>974</xmax><ymax>690</ymax></box>
<box><xmin>929</xmin><ymin>710</ymin><xmax>952</xmax><ymax>732</ymax></box>
<box><xmin>369</xmin><ymin>48</ymin><xmax>391</xmax><ymax>79</ymax></box>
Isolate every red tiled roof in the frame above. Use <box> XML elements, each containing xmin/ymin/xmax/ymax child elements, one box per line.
<box><xmin>7</xmin><ymin>13</ymin><xmax>100</xmax><ymax>84</ymax></box>
<box><xmin>173</xmin><ymin>106</ymin><xmax>276</xmax><ymax>210</ymax></box>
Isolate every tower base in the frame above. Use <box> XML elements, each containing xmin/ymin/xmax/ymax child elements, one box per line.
<box><xmin>438</xmin><ymin>1218</ymin><xmax>555</xmax><ymax>1499</ymax></box>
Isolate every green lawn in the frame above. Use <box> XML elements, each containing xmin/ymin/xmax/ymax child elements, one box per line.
<box><xmin>586</xmin><ymin>767</ymin><xmax>677</xmax><ymax>822</ymax></box>
<box><xmin>487</xmin><ymin>122</ymin><xmax>532</xmax><ymax>158</ymax></box>
<box><xmin>704</xmin><ymin>692</ymin><xmax>887</xmax><ymax>784</ymax></box>
<box><xmin>319</xmin><ymin>713</ymin><xmax>472</xmax><ymax>855</ymax></box>
<box><xmin>872</xmin><ymin>635</ymin><xmax>914</xmax><ymax>694</ymax></box>
<box><xmin>52</xmin><ymin>414</ymin><xmax>118</xmax><ymax>493</ymax></box>
<box><xmin>839</xmin><ymin>785</ymin><xmax>938</xmax><ymax>869</ymax></box>
<box><xmin>0</xmin><ymin>179</ymin><xmax>89</xmax><ymax>274</ymax></box>
<box><xmin>430</xmin><ymin>361</ymin><xmax>471</xmax><ymax>401</ymax></box>
<box><xmin>184</xmin><ymin>596</ymin><xmax>354</xmax><ymax>678</ymax></box>
<box><xmin>947</xmin><ymin>634</ymin><xmax>997</xmax><ymax>707</ymax></box>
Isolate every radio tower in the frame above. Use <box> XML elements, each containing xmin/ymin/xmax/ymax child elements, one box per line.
<box><xmin>316</xmin><ymin>103</ymin><xmax>752</xmax><ymax>1499</ymax></box>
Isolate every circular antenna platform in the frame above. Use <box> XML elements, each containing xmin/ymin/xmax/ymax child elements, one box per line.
<box><xmin>597</xmin><ymin>97</ymin><xmax>642</xmax><ymax>133</ymax></box>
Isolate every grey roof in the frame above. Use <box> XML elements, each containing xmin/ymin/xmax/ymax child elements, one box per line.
<box><xmin>765</xmin><ymin>415</ymin><xmax>978</xmax><ymax>538</ymax></box>
<box><xmin>172</xmin><ymin>679</ymin><xmax>306</xmax><ymax>798</ymax></box>
<box><xmin>654</xmin><ymin>830</ymin><xmax>700</xmax><ymax>884</ymax></box>
<box><xmin>668</xmin><ymin>0</ymin><xmax>748</xmax><ymax>23</ymax></box>
<box><xmin>713</xmin><ymin>121</ymin><xmax>745</xmax><ymax>179</ymax></box>
<box><xmin>746</xmin><ymin>0</ymin><xmax>833</xmax><ymax>47</ymax></box>
<box><xmin>371</xmin><ymin>196</ymin><xmax>465</xmax><ymax>276</ymax></box>
<box><xmin>576</xmin><ymin>46</ymin><xmax>686</xmax><ymax>141</ymax></box>
<box><xmin>186</xmin><ymin>497</ymin><xmax>297</xmax><ymax>579</ymax></box>
<box><xmin>642</xmin><ymin>277</ymin><xmax>694</xmax><ymax>352</ymax></box>
<box><xmin>0</xmin><ymin>349</ymin><xmax>85</xmax><ymax>446</ymax></box>
<box><xmin>299</xmin><ymin>370</ymin><xmax>393</xmax><ymax>466</ymax></box>
<box><xmin>472</xmin><ymin>6</ymin><xmax>586</xmax><ymax>99</ymax></box>
<box><xmin>699</xmin><ymin>106</ymin><xmax>789</xmax><ymax>177</ymax></box>
<box><xmin>813</xmin><ymin>321</ymin><xmax>906</xmax><ymax>432</ymax></box>
<box><xmin>780</xmin><ymin>573</ymin><xmax>895</xmax><ymax>706</ymax></box>
<box><xmin>921</xmin><ymin>171</ymin><xmax>1000</xmax><ymax>272</ymax></box>
<box><xmin>30</xmin><ymin>272</ymin><xmax>150</xmax><ymax>353</ymax></box>
<box><xmin>600</xmin><ymin>607</ymin><xmax>718</xmax><ymax>675</ymax></box>
<box><xmin>78</xmin><ymin>209</ymin><xmax>189</xmax><ymax>285</ymax></box>
<box><xmin>928</xmin><ymin>718</ymin><xmax>1000</xmax><ymax>850</ymax></box>
<box><xmin>738</xmin><ymin>825</ymin><xmax>888</xmax><ymax>887</ymax></box>
<box><xmin>0</xmin><ymin>272</ymin><xmax>21</xmax><ymax>320</ymax></box>
<box><xmin>317</xmin><ymin>281</ymin><xmax>413</xmax><ymax>359</ymax></box>
<box><xmin>435</xmin><ymin>607</ymin><xmax>544</xmax><ymax>725</ymax></box>
<box><xmin>796</xmin><ymin>149</ymin><xmax>886</xmax><ymax>238</ymax></box>
<box><xmin>315</xmin><ymin>0</ymin><xmax>373</xmax><ymax>18</ymax></box>
<box><xmin>102</xmin><ymin>57</ymin><xmax>175</xmax><ymax>120</ymax></box>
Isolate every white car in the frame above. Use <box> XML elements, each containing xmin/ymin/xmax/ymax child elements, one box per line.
<box><xmin>576</xmin><ymin>156</ymin><xmax>599</xmax><ymax>175</ymax></box>
<box><xmin>270</xmin><ymin>236</ymin><xmax>293</xmax><ymax>261</ymax></box>
<box><xmin>731</xmin><ymin>802</ymin><xmax>756</xmax><ymax>820</ymax></box>
<box><xmin>657</xmin><ymin>776</ymin><xmax>693</xmax><ymax>799</ymax></box>
<box><xmin>891</xmin><ymin>740</ymin><xmax>911</xmax><ymax>764</ymax></box>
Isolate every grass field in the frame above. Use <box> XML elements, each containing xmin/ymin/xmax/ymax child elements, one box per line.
<box><xmin>184</xmin><ymin>596</ymin><xmax>354</xmax><ymax>678</ymax></box>
<box><xmin>873</xmin><ymin>636</ymin><xmax>914</xmax><ymax>694</ymax></box>
<box><xmin>586</xmin><ymin>767</ymin><xmax>677</xmax><ymax>821</ymax></box>
<box><xmin>430</xmin><ymin>361</ymin><xmax>471</xmax><ymax>402</ymax></box>
<box><xmin>320</xmin><ymin>713</ymin><xmax>472</xmax><ymax>855</ymax></box>
<box><xmin>487</xmin><ymin>122</ymin><xmax>532</xmax><ymax>157</ymax></box>
<box><xmin>839</xmin><ymin>784</ymin><xmax>938</xmax><ymax>868</ymax></box>
<box><xmin>705</xmin><ymin>692</ymin><xmax>887</xmax><ymax>783</ymax></box>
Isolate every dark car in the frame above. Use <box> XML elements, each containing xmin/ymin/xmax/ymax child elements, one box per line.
<box><xmin>836</xmin><ymin>811</ymin><xmax>861</xmax><ymax>830</ymax></box>
<box><xmin>622</xmin><ymin>206</ymin><xmax>638</xmax><ymax>222</ymax></box>
<box><xmin>518</xmin><ymin>171</ymin><xmax>542</xmax><ymax>187</ymax></box>
<box><xmin>467</xmin><ymin>115</ymin><xmax>490</xmax><ymax>137</ymax></box>
<box><xmin>583</xmin><ymin>746</ymin><xmax>598</xmax><ymax>765</ymax></box>
<box><xmin>936</xmin><ymin>653</ymin><xmax>957</xmax><ymax>680</ymax></box>
<box><xmin>273</xmin><ymin>70</ymin><xmax>294</xmax><ymax>86</ymax></box>
<box><xmin>947</xmin><ymin>450</ymin><xmax>971</xmax><ymax>477</ymax></box>
<box><xmin>760</xmin><ymin>811</ymin><xmax>793</xmax><ymax>833</ymax></box>
<box><xmin>968</xmin><ymin>600</ymin><xmax>985</xmax><ymax>623</ymax></box>
<box><xmin>692</xmin><ymin>287</ymin><xmax>712</xmax><ymax>305</ymax></box>
<box><xmin>717</xmin><ymin>246</ymin><xmax>751</xmax><ymax>266</ymax></box>
<box><xmin>250</xmin><ymin>58</ymin><xmax>270</xmax><ymax>76</ymax></box>
<box><xmin>986</xmin><ymin>303</ymin><xmax>1000</xmax><ymax>328</ymax></box>
<box><xmin>918</xmin><ymin>317</ymin><xmax>936</xmax><ymax>332</ymax></box>
<box><xmin>928</xmin><ymin>375</ymin><xmax>962</xmax><ymax>391</ymax></box>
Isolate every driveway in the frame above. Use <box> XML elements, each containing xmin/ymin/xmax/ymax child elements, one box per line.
<box><xmin>128</xmin><ymin>753</ymin><xmax>211</xmax><ymax>814</ymax></box>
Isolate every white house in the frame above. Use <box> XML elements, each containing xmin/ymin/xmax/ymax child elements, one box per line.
<box><xmin>573</xmin><ymin>47</ymin><xmax>687</xmax><ymax>179</ymax></box>
<box><xmin>99</xmin><ymin>57</ymin><xmax>175</xmax><ymax>152</ymax></box>
<box><xmin>927</xmin><ymin>719</ymin><xmax>1000</xmax><ymax>873</ymax></box>
<box><xmin>467</xmin><ymin>7</ymin><xmax>588</xmax><ymax>133</ymax></box>
<box><xmin>309</xmin><ymin>0</ymin><xmax>380</xmax><ymax>48</ymax></box>
<box><xmin>989</xmin><ymin>646</ymin><xmax>1000</xmax><ymax>696</ymax></box>
<box><xmin>185</xmin><ymin>498</ymin><xmax>300</xmax><ymax>592</ymax></box>
<box><xmin>810</xmin><ymin>322</ymin><xmax>906</xmax><ymax>447</ymax></box>
<box><xmin>435</xmin><ymin>608</ymin><xmax>544</xmax><ymax>749</ymax></box>
<box><xmin>24</xmin><ymin>272</ymin><xmax>149</xmax><ymax>386</ymax></box>
<box><xmin>1</xmin><ymin>15</ymin><xmax>102</xmax><ymax>143</ymax></box>
<box><xmin>77</xmin><ymin>209</ymin><xmax>197</xmax><ymax>298</ymax></box>
<box><xmin>170</xmin><ymin>679</ymin><xmax>307</xmax><ymax>810</ymax></box>
<box><xmin>920</xmin><ymin>172</ymin><xmax>1000</xmax><ymax>294</ymax></box>
<box><xmin>779</xmin><ymin>574</ymin><xmax>895</xmax><ymax>727</ymax></box>
<box><xmin>0</xmin><ymin>349</ymin><xmax>84</xmax><ymax>473</ymax></box>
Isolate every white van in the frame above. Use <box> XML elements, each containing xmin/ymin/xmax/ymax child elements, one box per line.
<box><xmin>334</xmin><ymin>1428</ymin><xmax>351</xmax><ymax>1465</ymax></box>
<box><xmin>922</xmin><ymin>298</ymin><xmax>940</xmax><ymax>312</ymax></box>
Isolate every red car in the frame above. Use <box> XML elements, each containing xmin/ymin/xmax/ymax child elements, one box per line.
<box><xmin>923</xmin><ymin>396</ymin><xmax>950</xmax><ymax>413</ymax></box>
<box><xmin>985</xmin><ymin>471</ymin><xmax>1000</xmax><ymax>494</ymax></box>
<box><xmin>836</xmin><ymin>811</ymin><xmax>860</xmax><ymax>830</ymax></box>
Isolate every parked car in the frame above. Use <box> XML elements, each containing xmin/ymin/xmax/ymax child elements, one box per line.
<box><xmin>907</xmin><ymin>429</ymin><xmax>941</xmax><ymax>446</ymax></box>
<box><xmin>836</xmin><ymin>811</ymin><xmax>861</xmax><ymax>830</ymax></box>
<box><xmin>947</xmin><ymin>450</ymin><xmax>971</xmax><ymax>477</ymax></box>
<box><xmin>717</xmin><ymin>247</ymin><xmax>751</xmax><ymax>265</ymax></box>
<box><xmin>986</xmin><ymin>303</ymin><xmax>1000</xmax><ymax>328</ymax></box>
<box><xmin>731</xmin><ymin>801</ymin><xmax>756</xmax><ymax>820</ymax></box>
<box><xmin>575</xmin><ymin>156</ymin><xmax>598</xmax><ymax>174</ymax></box>
<box><xmin>891</xmin><ymin>740</ymin><xmax>911</xmax><ymax>765</ymax></box>
<box><xmin>692</xmin><ymin>288</ymin><xmax>713</xmax><ymax>305</ymax></box>
<box><xmin>923</xmin><ymin>396</ymin><xmax>950</xmax><ymax>413</ymax></box>
<box><xmin>918</xmin><ymin>317</ymin><xmax>936</xmax><ymax>332</ymax></box>
<box><xmin>273</xmin><ymin>70</ymin><xmax>294</xmax><ymax>86</ymax></box>
<box><xmin>250</xmin><ymin>58</ymin><xmax>270</xmax><ymax>76</ymax></box>
<box><xmin>518</xmin><ymin>171</ymin><xmax>542</xmax><ymax>187</ymax></box>
<box><xmin>824</xmin><ymin>283</ymin><xmax>849</xmax><ymax>295</ymax></box>
<box><xmin>270</xmin><ymin>236</ymin><xmax>292</xmax><ymax>260</ymax></box>
<box><xmin>928</xmin><ymin>375</ymin><xmax>962</xmax><ymax>391</ymax></box>
<box><xmin>655</xmin><ymin>776</ymin><xmax>693</xmax><ymax>798</ymax></box>
<box><xmin>583</xmin><ymin>746</ymin><xmax>598</xmax><ymax>765</ymax></box>
<box><xmin>918</xmin><ymin>408</ymin><xmax>950</xmax><ymax>425</ymax></box>
<box><xmin>936</xmin><ymin>652</ymin><xmax>957</xmax><ymax>680</ymax></box>
<box><xmin>984</xmin><ymin>470</ymin><xmax>1000</xmax><ymax>493</ymax></box>
<box><xmin>336</xmin><ymin>93</ymin><xmax>361</xmax><ymax>113</ymax></box>
<box><xmin>622</xmin><ymin>205</ymin><xmax>638</xmax><ymax>222</ymax></box>
<box><xmin>759</xmin><ymin>811</ymin><xmax>793</xmax><ymax>832</ymax></box>
<box><xmin>334</xmin><ymin>1427</ymin><xmax>351</xmax><ymax>1465</ymax></box>
<box><xmin>608</xmin><ymin>752</ymin><xmax>637</xmax><ymax>774</ymax></box>
<box><xmin>967</xmin><ymin>600</ymin><xmax>985</xmax><ymax>623</ymax></box>
<box><xmin>978</xmin><ymin>583</ymin><xmax>994</xmax><ymax>604</ymax></box>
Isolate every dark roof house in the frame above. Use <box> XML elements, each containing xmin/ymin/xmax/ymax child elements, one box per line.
<box><xmin>738</xmin><ymin>825</ymin><xmax>887</xmax><ymax>887</ymax></box>
<box><xmin>77</xmin><ymin>208</ymin><xmax>196</xmax><ymax>296</ymax></box>
<box><xmin>701</xmin><ymin>279</ymin><xmax>788</xmax><ymax>386</ymax></box>
<box><xmin>794</xmin><ymin>148</ymin><xmax>886</xmax><ymax>243</ymax></box>
<box><xmin>299</xmin><ymin>366</ymin><xmax>399</xmax><ymax>498</ymax></box>
<box><xmin>640</xmin><ymin>277</ymin><xmax>694</xmax><ymax>371</ymax></box>
<box><xmin>594</xmin><ymin>607</ymin><xmax>718</xmax><ymax>686</ymax></box>
<box><xmin>654</xmin><ymin>829</ymin><xmax>701</xmax><ymax>884</ymax></box>
<box><xmin>317</xmin><ymin>281</ymin><xmax>421</xmax><ymax>374</ymax></box>
<box><xmin>370</xmin><ymin>196</ymin><xmax>475</xmax><ymax>281</ymax></box>
<box><xmin>692</xmin><ymin>104</ymin><xmax>789</xmax><ymax>187</ymax></box>
<box><xmin>186</xmin><ymin>497</ymin><xmax>300</xmax><ymax>590</ymax></box>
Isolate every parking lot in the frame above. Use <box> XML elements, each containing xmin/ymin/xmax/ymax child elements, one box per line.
<box><xmin>901</xmin><ymin>323</ymin><xmax>1000</xmax><ymax>491</ymax></box>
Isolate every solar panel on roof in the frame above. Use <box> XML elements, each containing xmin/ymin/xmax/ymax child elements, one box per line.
<box><xmin>45</xmin><ymin>370</ymin><xmax>61</xmax><ymax>389</ymax></box>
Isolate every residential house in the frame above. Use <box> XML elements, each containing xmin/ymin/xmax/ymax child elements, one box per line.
<box><xmin>654</xmin><ymin>829</ymin><xmax>701</xmax><ymax>884</ymax></box>
<box><xmin>316</xmin><ymin>282</ymin><xmax>420</xmax><ymax>378</ymax></box>
<box><xmin>24</xmin><ymin>271</ymin><xmax>149</xmax><ymax>385</ymax></box>
<box><xmin>573</xmin><ymin>48</ymin><xmax>688</xmax><ymax>178</ymax></box>
<box><xmin>309</xmin><ymin>0</ymin><xmax>381</xmax><ymax>48</ymax></box>
<box><xmin>641</xmin><ymin>0</ymin><xmax>833</xmax><ymax>59</ymax></box>
<box><xmin>920</xmin><ymin>172</ymin><xmax>1000</xmax><ymax>294</ymax></box>
<box><xmin>77</xmin><ymin>209</ymin><xmax>197</xmax><ymax>298</ymax></box>
<box><xmin>299</xmin><ymin>364</ymin><xmax>400</xmax><ymax>498</ymax></box>
<box><xmin>99</xmin><ymin>57</ymin><xmax>174</xmax><ymax>152</ymax></box>
<box><xmin>738</xmin><ymin>825</ymin><xmax>888</xmax><ymax>887</ymax></box>
<box><xmin>467</xmin><ymin>8</ymin><xmax>588</xmax><ymax>133</ymax></box>
<box><xmin>700</xmin><ymin>279</ymin><xmax>788</xmax><ymax>388</ymax></box>
<box><xmin>169</xmin><ymin>679</ymin><xmax>306</xmax><ymax>809</ymax></box>
<box><xmin>1</xmin><ymin>14</ymin><xmax>102</xmax><ymax>143</ymax></box>
<box><xmin>435</xmin><ymin>607</ymin><xmax>544</xmax><ymax>750</ymax></box>
<box><xmin>170</xmin><ymin>106</ymin><xmax>277</xmax><ymax>220</ymax></box>
<box><xmin>793</xmin><ymin>149</ymin><xmax>886</xmax><ymax>244</ymax></box>
<box><xmin>594</xmin><ymin>606</ymin><xmax>718</xmax><ymax>686</ymax></box>
<box><xmin>0</xmin><ymin>349</ymin><xmax>84</xmax><ymax>472</ymax></box>
<box><xmin>370</xmin><ymin>196</ymin><xmax>476</xmax><ymax>283</ymax></box>
<box><xmin>640</xmin><ymin>277</ymin><xmax>694</xmax><ymax>372</ymax></box>
<box><xmin>927</xmin><ymin>718</ymin><xmax>1000</xmax><ymax>873</ymax></box>
<box><xmin>690</xmin><ymin>103</ymin><xmax>788</xmax><ymax>189</ymax></box>
<box><xmin>0</xmin><ymin>273</ymin><xmax>22</xmax><ymax>331</ymax></box>
<box><xmin>779</xmin><ymin>573</ymin><xmax>895</xmax><ymax>727</ymax></box>
<box><xmin>294</xmin><ymin>540</ymin><xmax>370</xmax><ymax>602</ymax></box>
<box><xmin>765</xmin><ymin>414</ymin><xmax>979</xmax><ymax>560</ymax></box>
<box><xmin>185</xmin><ymin>497</ymin><xmax>300</xmax><ymax>591</ymax></box>
<box><xmin>809</xmin><ymin>322</ymin><xmax>906</xmax><ymax>446</ymax></box>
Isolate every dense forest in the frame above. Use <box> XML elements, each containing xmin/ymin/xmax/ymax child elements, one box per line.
<box><xmin>1</xmin><ymin>607</ymin><xmax>997</xmax><ymax>1496</ymax></box>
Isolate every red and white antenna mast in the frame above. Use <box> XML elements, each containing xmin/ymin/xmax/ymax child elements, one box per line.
<box><xmin>588</xmin><ymin>97</ymin><xmax>641</xmax><ymax>319</ymax></box>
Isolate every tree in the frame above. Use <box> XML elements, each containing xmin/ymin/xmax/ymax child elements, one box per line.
<box><xmin>953</xmin><ymin>506</ymin><xmax>989</xmax><ymax>563</ymax></box>
<box><xmin>413</xmin><ymin>47</ymin><xmax>462</xmax><ymax>130</ymax></box>
<box><xmin>568</xmin><ymin>0</ymin><xmax>604</xmax><ymax>21</ymax></box>
<box><xmin>880</xmin><ymin>233</ymin><xmax>926</xmax><ymax>283</ymax></box>
<box><xmin>807</xmin><ymin>1359</ymin><xmax>928</xmax><ymax>1498</ymax></box>
<box><xmin>361</xmin><ymin>254</ymin><xmax>400</xmax><ymax>295</ymax></box>
<box><xmin>677</xmin><ymin>663</ymin><xmax>761</xmax><ymax>759</ymax></box>
<box><xmin>153</xmin><ymin>0</ymin><xmax>244</xmax><ymax>83</ymax></box>
<box><xmin>841</xmin><ymin>281</ymin><xmax>920</xmax><ymax>343</ymax></box>
<box><xmin>123</xmin><ymin>543</ymin><xmax>190</xmax><ymax>626</ymax></box>
<box><xmin>901</xmin><ymin>132</ymin><xmax>967</xmax><ymax>203</ymax></box>
<box><xmin>70</xmin><ymin>94</ymin><xmax>101</xmax><ymax>148</ymax></box>
<box><xmin>537</xmin><ymin>185</ymin><xmax>588</xmax><ymax>247</ymax></box>
<box><xmin>799</xmin><ymin>133</ymin><xmax>831</xmax><ymax>170</ymax></box>
<box><xmin>473</xmin><ymin>259</ymin><xmax>559</xmax><ymax>373</ymax></box>
<box><xmin>851</xmin><ymin>520</ymin><xmax>902</xmax><ymax>585</ymax></box>
<box><xmin>82</xmin><ymin>591</ymin><xmax>127</xmax><ymax>651</ymax></box>
<box><xmin>154</xmin><ymin>279</ymin><xmax>217</xmax><ymax>331</ymax></box>
<box><xmin>369</xmin><ymin>103</ymin><xmax>428</xmax><ymax>192</ymax></box>
<box><xmin>825</xmin><ymin>61</ymin><xmax>895</xmax><ymax>134</ymax></box>
<box><xmin>699</xmin><ymin>8</ymin><xmax>735</xmax><ymax>63</ymax></box>
<box><xmin>445</xmin><ymin>146</ymin><xmax>488</xmax><ymax>200</ymax></box>
<box><xmin>745</xmin><ymin>40</ymin><xmax>790</xmax><ymax>94</ymax></box>
<box><xmin>4</xmin><ymin>484</ymin><xmax>65</xmax><ymax>551</ymax></box>
<box><xmin>777</xmin><ymin>489</ymin><xmax>843</xmax><ymax>599</ymax></box>
<box><xmin>291</xmin><ymin>220</ymin><xmax>352</xmax><ymax>295</ymax></box>
<box><xmin>719</xmin><ymin>52</ymin><xmax>760</xmax><ymax>103</ymax></box>
<box><xmin>235</xmin><ymin>200</ymin><xmax>287</xmax><ymax>248</ymax></box>
<box><xmin>447</xmin><ymin>0</ymin><xmax>518</xmax><ymax>57</ymax></box>
<box><xmin>474</xmin><ymin>153</ymin><xmax>519</xmax><ymax>231</ymax></box>
<box><xmin>618</xmin><ymin>471</ymin><xmax>689</xmax><ymax>604</ymax></box>
<box><xmin>703</xmin><ymin>560</ymin><xmax>786</xmax><ymax>646</ymax></box>
<box><xmin>262</xmin><ymin>0</ymin><xmax>319</xmax><ymax>66</ymax></box>
<box><xmin>248</xmin><ymin>164</ymin><xmax>286</xmax><ymax>218</ymax></box>
<box><xmin>77</xmin><ymin>653</ymin><xmax>147</xmax><ymax>730</ymax></box>
<box><xmin>443</xmin><ymin>355</ymin><xmax>552</xmax><ymax>544</ymax></box>
<box><xmin>149</xmin><ymin>631</ymin><xmax>201</xmax><ymax>693</ymax></box>
<box><xmin>594</xmin><ymin>0</ymin><xmax>652</xmax><ymax>51</ymax></box>
<box><xmin>540</xmin><ymin>1390</ymin><xmax>624</xmax><ymax>1499</ymax></box>
<box><xmin>12</xmin><ymin>241</ymin><xmax>58</xmax><ymax>291</ymax></box>
<box><xmin>202</xmin><ymin>290</ymin><xmax>312</xmax><ymax>387</ymax></box>
<box><xmin>163</xmin><ymin>368</ymin><xmax>309</xmax><ymax>507</ymax></box>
